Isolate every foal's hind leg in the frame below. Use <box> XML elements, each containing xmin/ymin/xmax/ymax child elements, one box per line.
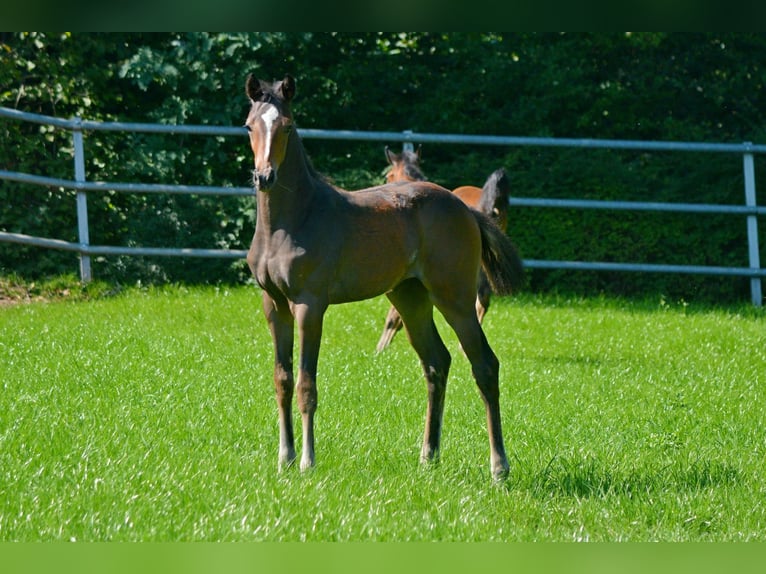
<box><xmin>387</xmin><ymin>279</ymin><xmax>452</xmax><ymax>465</ymax></box>
<box><xmin>375</xmin><ymin>305</ymin><xmax>404</xmax><ymax>353</ymax></box>
<box><xmin>435</xmin><ymin>298</ymin><xmax>510</xmax><ymax>480</ymax></box>
<box><xmin>475</xmin><ymin>271</ymin><xmax>491</xmax><ymax>324</ymax></box>
<box><xmin>262</xmin><ymin>292</ymin><xmax>296</xmax><ymax>471</ymax></box>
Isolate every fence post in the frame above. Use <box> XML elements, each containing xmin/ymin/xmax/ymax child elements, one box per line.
<box><xmin>402</xmin><ymin>130</ymin><xmax>414</xmax><ymax>152</ymax></box>
<box><xmin>742</xmin><ymin>148</ymin><xmax>762</xmax><ymax>306</ymax></box>
<box><xmin>72</xmin><ymin>117</ymin><xmax>92</xmax><ymax>283</ymax></box>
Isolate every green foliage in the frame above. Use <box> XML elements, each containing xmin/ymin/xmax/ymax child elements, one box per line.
<box><xmin>0</xmin><ymin>272</ymin><xmax>113</xmax><ymax>304</ymax></box>
<box><xmin>2</xmin><ymin>33</ymin><xmax>765</xmax><ymax>302</ymax></box>
<box><xmin>1</xmin><ymin>290</ymin><xmax>765</xmax><ymax>540</ymax></box>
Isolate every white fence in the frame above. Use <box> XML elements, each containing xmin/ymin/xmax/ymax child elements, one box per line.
<box><xmin>1</xmin><ymin>106</ymin><xmax>763</xmax><ymax>305</ymax></box>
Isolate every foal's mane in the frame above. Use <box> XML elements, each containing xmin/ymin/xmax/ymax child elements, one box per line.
<box><xmin>387</xmin><ymin>149</ymin><xmax>427</xmax><ymax>182</ymax></box>
<box><xmin>401</xmin><ymin>158</ymin><xmax>427</xmax><ymax>181</ymax></box>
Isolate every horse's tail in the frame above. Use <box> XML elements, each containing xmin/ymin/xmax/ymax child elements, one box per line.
<box><xmin>477</xmin><ymin>167</ymin><xmax>510</xmax><ymax>214</ymax></box>
<box><xmin>474</xmin><ymin>210</ymin><xmax>525</xmax><ymax>295</ymax></box>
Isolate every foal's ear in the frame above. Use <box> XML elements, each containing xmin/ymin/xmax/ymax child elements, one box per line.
<box><xmin>278</xmin><ymin>75</ymin><xmax>296</xmax><ymax>102</ymax></box>
<box><xmin>415</xmin><ymin>144</ymin><xmax>422</xmax><ymax>161</ymax></box>
<box><xmin>246</xmin><ymin>74</ymin><xmax>263</xmax><ymax>101</ymax></box>
<box><xmin>384</xmin><ymin>145</ymin><xmax>396</xmax><ymax>165</ymax></box>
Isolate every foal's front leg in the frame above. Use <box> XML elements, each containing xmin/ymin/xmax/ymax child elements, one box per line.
<box><xmin>262</xmin><ymin>292</ymin><xmax>296</xmax><ymax>471</ymax></box>
<box><xmin>293</xmin><ymin>300</ymin><xmax>326</xmax><ymax>471</ymax></box>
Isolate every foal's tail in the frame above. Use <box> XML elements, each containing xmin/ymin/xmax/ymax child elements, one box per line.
<box><xmin>474</xmin><ymin>211</ymin><xmax>525</xmax><ymax>295</ymax></box>
<box><xmin>477</xmin><ymin>167</ymin><xmax>511</xmax><ymax>215</ymax></box>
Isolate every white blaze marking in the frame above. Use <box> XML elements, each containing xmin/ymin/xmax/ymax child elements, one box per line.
<box><xmin>261</xmin><ymin>105</ymin><xmax>280</xmax><ymax>163</ymax></box>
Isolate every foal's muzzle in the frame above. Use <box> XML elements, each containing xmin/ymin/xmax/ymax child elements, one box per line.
<box><xmin>253</xmin><ymin>168</ymin><xmax>276</xmax><ymax>191</ymax></box>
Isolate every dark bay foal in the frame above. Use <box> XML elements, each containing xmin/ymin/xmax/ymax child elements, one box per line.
<box><xmin>244</xmin><ymin>74</ymin><xmax>521</xmax><ymax>480</ymax></box>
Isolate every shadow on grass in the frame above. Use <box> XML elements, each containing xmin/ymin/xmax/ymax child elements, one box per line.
<box><xmin>509</xmin><ymin>455</ymin><xmax>741</xmax><ymax>499</ymax></box>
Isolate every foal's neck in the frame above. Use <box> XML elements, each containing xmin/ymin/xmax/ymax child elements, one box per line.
<box><xmin>256</xmin><ymin>133</ymin><xmax>326</xmax><ymax>231</ymax></box>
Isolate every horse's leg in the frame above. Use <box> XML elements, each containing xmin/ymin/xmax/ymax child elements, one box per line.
<box><xmin>375</xmin><ymin>305</ymin><xmax>404</xmax><ymax>353</ymax></box>
<box><xmin>262</xmin><ymin>291</ymin><xmax>296</xmax><ymax>471</ymax></box>
<box><xmin>387</xmin><ymin>279</ymin><xmax>451</xmax><ymax>466</ymax></box>
<box><xmin>434</xmin><ymin>297</ymin><xmax>509</xmax><ymax>480</ymax></box>
<box><xmin>292</xmin><ymin>299</ymin><xmax>326</xmax><ymax>471</ymax></box>
<box><xmin>475</xmin><ymin>270</ymin><xmax>491</xmax><ymax>324</ymax></box>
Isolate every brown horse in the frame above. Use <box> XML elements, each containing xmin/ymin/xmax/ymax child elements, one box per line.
<box><xmin>384</xmin><ymin>146</ymin><xmax>510</xmax><ymax>231</ymax></box>
<box><xmin>245</xmin><ymin>74</ymin><xmax>521</xmax><ymax>480</ymax></box>
<box><xmin>376</xmin><ymin>147</ymin><xmax>521</xmax><ymax>353</ymax></box>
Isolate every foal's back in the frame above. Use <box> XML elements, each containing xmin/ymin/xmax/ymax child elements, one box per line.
<box><xmin>320</xmin><ymin>180</ymin><xmax>481</xmax><ymax>304</ymax></box>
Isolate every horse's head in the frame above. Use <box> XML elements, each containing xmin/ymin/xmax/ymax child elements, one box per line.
<box><xmin>384</xmin><ymin>145</ymin><xmax>425</xmax><ymax>183</ymax></box>
<box><xmin>245</xmin><ymin>74</ymin><xmax>296</xmax><ymax>191</ymax></box>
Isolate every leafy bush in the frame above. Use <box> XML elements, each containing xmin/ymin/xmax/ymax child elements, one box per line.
<box><xmin>2</xmin><ymin>33</ymin><xmax>765</xmax><ymax>303</ymax></box>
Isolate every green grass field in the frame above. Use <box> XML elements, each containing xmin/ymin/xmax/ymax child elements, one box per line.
<box><xmin>1</xmin><ymin>285</ymin><xmax>764</xmax><ymax>541</ymax></box>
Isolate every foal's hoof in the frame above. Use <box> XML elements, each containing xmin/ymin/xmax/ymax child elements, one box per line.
<box><xmin>492</xmin><ymin>467</ymin><xmax>510</xmax><ymax>483</ymax></box>
<box><xmin>300</xmin><ymin>455</ymin><xmax>316</xmax><ymax>473</ymax></box>
<box><xmin>491</xmin><ymin>462</ymin><xmax>510</xmax><ymax>482</ymax></box>
<box><xmin>419</xmin><ymin>447</ymin><xmax>441</xmax><ymax>468</ymax></box>
<box><xmin>278</xmin><ymin>451</ymin><xmax>297</xmax><ymax>473</ymax></box>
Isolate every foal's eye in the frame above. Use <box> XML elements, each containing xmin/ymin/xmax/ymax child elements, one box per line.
<box><xmin>244</xmin><ymin>124</ymin><xmax>252</xmax><ymax>132</ymax></box>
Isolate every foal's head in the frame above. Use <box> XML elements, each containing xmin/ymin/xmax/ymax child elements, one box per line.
<box><xmin>245</xmin><ymin>74</ymin><xmax>296</xmax><ymax>191</ymax></box>
<box><xmin>384</xmin><ymin>145</ymin><xmax>426</xmax><ymax>183</ymax></box>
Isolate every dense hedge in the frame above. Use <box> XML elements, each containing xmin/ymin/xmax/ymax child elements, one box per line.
<box><xmin>2</xmin><ymin>33</ymin><xmax>765</xmax><ymax>303</ymax></box>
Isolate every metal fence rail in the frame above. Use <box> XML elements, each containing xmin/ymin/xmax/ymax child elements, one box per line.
<box><xmin>1</xmin><ymin>106</ymin><xmax>763</xmax><ymax>305</ymax></box>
